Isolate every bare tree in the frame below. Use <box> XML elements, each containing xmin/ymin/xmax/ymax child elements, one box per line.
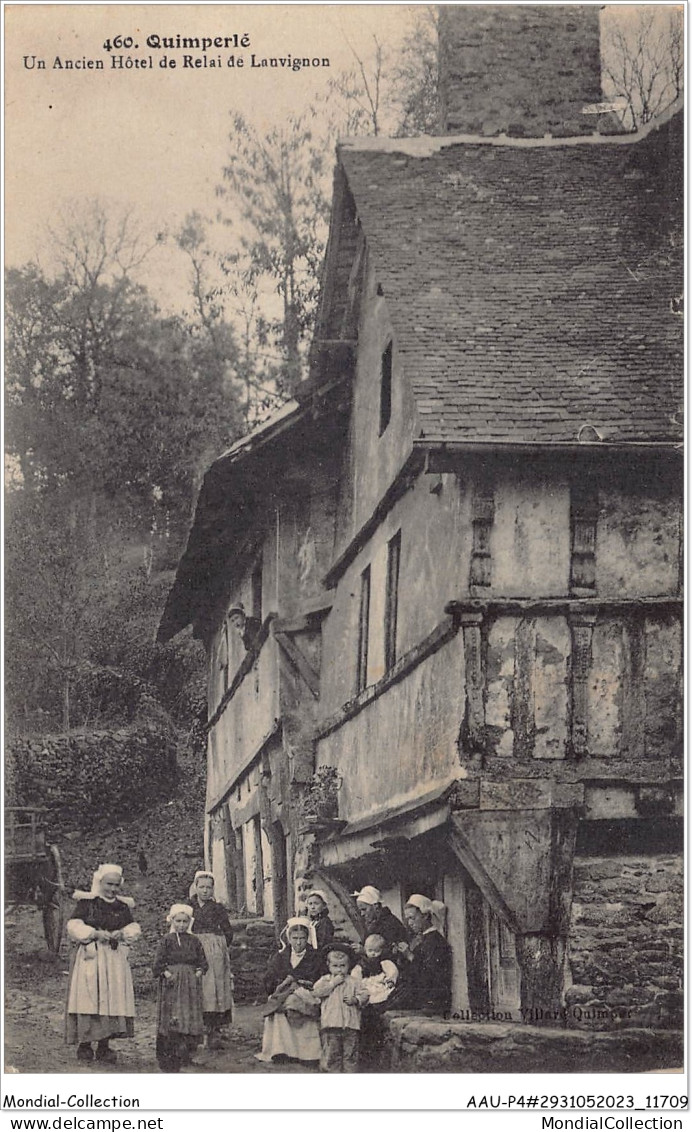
<box><xmin>326</xmin><ymin>35</ymin><xmax>390</xmax><ymax>136</ymax></box>
<box><xmin>603</xmin><ymin>7</ymin><xmax>684</xmax><ymax>129</ymax></box>
<box><xmin>47</xmin><ymin>199</ymin><xmax>158</xmax><ymax>289</ymax></box>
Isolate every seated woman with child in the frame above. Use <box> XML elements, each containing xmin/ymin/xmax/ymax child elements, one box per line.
<box><xmin>256</xmin><ymin>916</ymin><xmax>324</xmax><ymax>1065</ymax></box>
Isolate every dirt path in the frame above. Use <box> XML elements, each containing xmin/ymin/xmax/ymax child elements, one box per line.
<box><xmin>4</xmin><ymin>907</ymin><xmax>315</xmax><ymax>1076</ymax></box>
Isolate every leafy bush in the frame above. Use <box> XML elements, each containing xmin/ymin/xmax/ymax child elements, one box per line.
<box><xmin>6</xmin><ymin>725</ymin><xmax>177</xmax><ymax>832</ymax></box>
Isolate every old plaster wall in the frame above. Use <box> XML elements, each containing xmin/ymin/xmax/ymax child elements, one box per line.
<box><xmin>274</xmin><ymin>478</ymin><xmax>338</xmax><ymax>621</ymax></box>
<box><xmin>316</xmin><ymin>632</ymin><xmax>465</xmax><ymax>821</ymax></box>
<box><xmin>321</xmin><ymin>455</ymin><xmax>681</xmax><ymax>770</ymax></box>
<box><xmin>338</xmin><ymin>261</ymin><xmax>419</xmax><ymax>545</ymax></box>
<box><xmin>567</xmin><ymin>852</ymin><xmax>683</xmax><ymax>1030</ymax></box>
<box><xmin>587</xmin><ymin>613</ymin><xmax>682</xmax><ymax>760</ymax></box>
<box><xmin>596</xmin><ymin>482</ymin><xmax>681</xmax><ymax>597</ymax></box>
<box><xmin>321</xmin><ymin>469</ymin><xmax>471</xmax><ymax>713</ymax></box>
<box><xmin>485</xmin><ymin>614</ymin><xmax>570</xmax><ymax>761</ymax></box>
<box><xmin>206</xmin><ymin>480</ymin><xmax>330</xmax><ymax>805</ymax></box>
<box><xmin>487</xmin><ymin>463</ymin><xmax>680</xmax><ymax>599</ymax></box>
<box><xmin>491</xmin><ymin>474</ymin><xmax>571</xmax><ymax>596</ymax></box>
<box><xmin>207</xmin><ymin>640</ymin><xmax>279</xmax><ymax>806</ymax></box>
<box><xmin>481</xmin><ymin>611</ymin><xmax>681</xmax><ymax>766</ymax></box>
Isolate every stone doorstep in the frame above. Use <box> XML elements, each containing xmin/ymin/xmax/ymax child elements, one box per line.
<box><xmin>383</xmin><ymin>1015</ymin><xmax>683</xmax><ymax>1074</ymax></box>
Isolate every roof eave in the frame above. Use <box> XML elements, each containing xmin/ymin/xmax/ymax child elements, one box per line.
<box><xmin>414</xmin><ymin>438</ymin><xmax>683</xmax><ymax>459</ymax></box>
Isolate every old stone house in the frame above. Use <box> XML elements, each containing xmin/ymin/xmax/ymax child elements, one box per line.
<box><xmin>159</xmin><ymin>6</ymin><xmax>683</xmax><ymax>1058</ymax></box>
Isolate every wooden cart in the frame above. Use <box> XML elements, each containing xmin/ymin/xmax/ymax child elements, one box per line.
<box><xmin>6</xmin><ymin>807</ymin><xmax>66</xmax><ymax>952</ymax></box>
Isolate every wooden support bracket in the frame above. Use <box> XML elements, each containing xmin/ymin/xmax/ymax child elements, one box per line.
<box><xmin>309</xmin><ymin>867</ymin><xmax>367</xmax><ymax>942</ymax></box>
<box><xmin>273</xmin><ymin>629</ymin><xmax>320</xmax><ymax>699</ymax></box>
<box><xmin>448</xmin><ymin>824</ymin><xmax>521</xmax><ymax>936</ymax></box>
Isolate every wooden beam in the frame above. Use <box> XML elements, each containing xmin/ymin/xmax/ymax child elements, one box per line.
<box><xmin>274</xmin><ymin>630</ymin><xmax>320</xmax><ymax>699</ymax></box>
<box><xmin>446</xmin><ymin>596</ymin><xmax>682</xmax><ymax>618</ymax></box>
<box><xmin>315</xmin><ymin>616</ymin><xmax>459</xmax><ymax>741</ymax></box>
<box><xmin>309</xmin><ymin>867</ymin><xmax>367</xmax><ymax>942</ymax></box>
<box><xmin>206</xmin><ymin>614</ymin><xmax>277</xmax><ymax>733</ymax></box>
<box><xmin>273</xmin><ymin>602</ymin><xmax>333</xmax><ymax>634</ymax></box>
<box><xmin>220</xmin><ymin>806</ymin><xmax>239</xmax><ymax>913</ymax></box>
<box><xmin>323</xmin><ymin>450</ymin><xmax>425</xmax><ymax>589</ymax></box>
<box><xmin>253</xmin><ymin>816</ymin><xmax>264</xmax><ymax>917</ymax></box>
<box><xmin>447</xmin><ymin>825</ymin><xmax>521</xmax><ymax>936</ymax></box>
<box><xmin>206</xmin><ymin>719</ymin><xmax>282</xmax><ymax>813</ymax></box>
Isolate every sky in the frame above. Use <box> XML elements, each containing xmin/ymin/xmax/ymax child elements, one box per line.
<box><xmin>5</xmin><ymin>3</ymin><xmax>419</xmax><ymax>308</ymax></box>
<box><xmin>4</xmin><ymin>3</ymin><xmax>681</xmax><ymax>312</ymax></box>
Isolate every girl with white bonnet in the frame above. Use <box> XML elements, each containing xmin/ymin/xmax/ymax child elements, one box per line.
<box><xmin>256</xmin><ymin>915</ymin><xmax>324</xmax><ymax>1064</ymax></box>
<box><xmin>303</xmin><ymin>889</ymin><xmax>335</xmax><ymax>951</ymax></box>
<box><xmin>188</xmin><ymin>870</ymin><xmax>235</xmax><ymax>1049</ymax></box>
<box><xmin>153</xmin><ymin>904</ymin><xmax>208</xmax><ymax>1073</ymax></box>
<box><xmin>65</xmin><ymin>863</ymin><xmax>141</xmax><ymax>1064</ymax></box>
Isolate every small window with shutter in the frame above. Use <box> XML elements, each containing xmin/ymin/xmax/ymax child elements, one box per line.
<box><xmin>357</xmin><ymin>565</ymin><xmax>371</xmax><ymax>693</ymax></box>
<box><xmin>379</xmin><ymin>340</ymin><xmax>393</xmax><ymax>436</ymax></box>
<box><xmin>384</xmin><ymin>530</ymin><xmax>401</xmax><ymax>671</ymax></box>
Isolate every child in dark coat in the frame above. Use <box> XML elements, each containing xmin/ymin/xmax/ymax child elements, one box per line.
<box><xmin>153</xmin><ymin>904</ymin><xmax>208</xmax><ymax>1073</ymax></box>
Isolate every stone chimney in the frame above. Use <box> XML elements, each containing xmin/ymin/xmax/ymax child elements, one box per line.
<box><xmin>438</xmin><ymin>5</ymin><xmax>603</xmax><ymax>137</ymax></box>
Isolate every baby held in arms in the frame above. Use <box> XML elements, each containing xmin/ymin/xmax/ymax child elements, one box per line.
<box><xmin>352</xmin><ymin>934</ymin><xmax>399</xmax><ymax>1005</ymax></box>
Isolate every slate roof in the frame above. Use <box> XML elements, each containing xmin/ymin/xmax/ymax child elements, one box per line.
<box><xmin>157</xmin><ymin>400</ymin><xmax>305</xmax><ymax>642</ymax></box>
<box><xmin>336</xmin><ymin>106</ymin><xmax>683</xmax><ymax>446</ymax></box>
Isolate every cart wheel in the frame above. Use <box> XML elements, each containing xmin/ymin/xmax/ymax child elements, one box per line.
<box><xmin>42</xmin><ymin>845</ymin><xmax>66</xmax><ymax>954</ymax></box>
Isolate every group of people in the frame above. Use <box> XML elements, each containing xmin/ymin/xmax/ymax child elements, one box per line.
<box><xmin>64</xmin><ymin>867</ymin><xmax>452</xmax><ymax>1075</ymax></box>
<box><xmin>65</xmin><ymin>865</ymin><xmax>234</xmax><ymax>1072</ymax></box>
<box><xmin>257</xmin><ymin>885</ymin><xmax>452</xmax><ymax>1073</ymax></box>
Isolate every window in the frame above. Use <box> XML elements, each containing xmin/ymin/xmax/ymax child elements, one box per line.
<box><xmin>251</xmin><ymin>557</ymin><xmax>263</xmax><ymax>622</ymax></box>
<box><xmin>379</xmin><ymin>340</ymin><xmax>393</xmax><ymax>436</ymax></box>
<box><xmin>357</xmin><ymin>565</ymin><xmax>371</xmax><ymax>693</ymax></box>
<box><xmin>384</xmin><ymin>530</ymin><xmax>401</xmax><ymax>671</ymax></box>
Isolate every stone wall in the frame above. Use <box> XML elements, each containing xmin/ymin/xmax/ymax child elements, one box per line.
<box><xmin>438</xmin><ymin>5</ymin><xmax>602</xmax><ymax>137</ymax></box>
<box><xmin>383</xmin><ymin>1015</ymin><xmax>682</xmax><ymax>1074</ymax></box>
<box><xmin>228</xmin><ymin>917</ymin><xmax>276</xmax><ymax>1003</ymax></box>
<box><xmin>566</xmin><ymin>853</ymin><xmax>683</xmax><ymax>1030</ymax></box>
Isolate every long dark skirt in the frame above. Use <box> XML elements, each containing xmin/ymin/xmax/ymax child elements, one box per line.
<box><xmin>156</xmin><ymin>1033</ymin><xmax>198</xmax><ymax>1073</ymax></box>
<box><xmin>156</xmin><ymin>965</ymin><xmax>204</xmax><ymax>1071</ymax></box>
<box><xmin>358</xmin><ymin>1006</ymin><xmax>388</xmax><ymax>1072</ymax></box>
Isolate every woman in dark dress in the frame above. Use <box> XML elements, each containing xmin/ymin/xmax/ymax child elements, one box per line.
<box><xmin>384</xmin><ymin>894</ymin><xmax>452</xmax><ymax>1015</ymax></box>
<box><xmin>153</xmin><ymin>904</ymin><xmax>208</xmax><ymax>1073</ymax></box>
<box><xmin>255</xmin><ymin>916</ymin><xmax>324</xmax><ymax>1064</ymax></box>
<box><xmin>189</xmin><ymin>871</ymin><xmax>234</xmax><ymax>1048</ymax></box>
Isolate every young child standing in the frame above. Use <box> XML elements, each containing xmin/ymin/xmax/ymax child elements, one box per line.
<box><xmin>153</xmin><ymin>904</ymin><xmax>208</xmax><ymax>1073</ymax></box>
<box><xmin>312</xmin><ymin>944</ymin><xmax>368</xmax><ymax>1073</ymax></box>
<box><xmin>352</xmin><ymin>934</ymin><xmax>399</xmax><ymax>1005</ymax></box>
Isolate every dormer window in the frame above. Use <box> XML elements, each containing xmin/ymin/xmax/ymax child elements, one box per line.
<box><xmin>379</xmin><ymin>340</ymin><xmax>393</xmax><ymax>436</ymax></box>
